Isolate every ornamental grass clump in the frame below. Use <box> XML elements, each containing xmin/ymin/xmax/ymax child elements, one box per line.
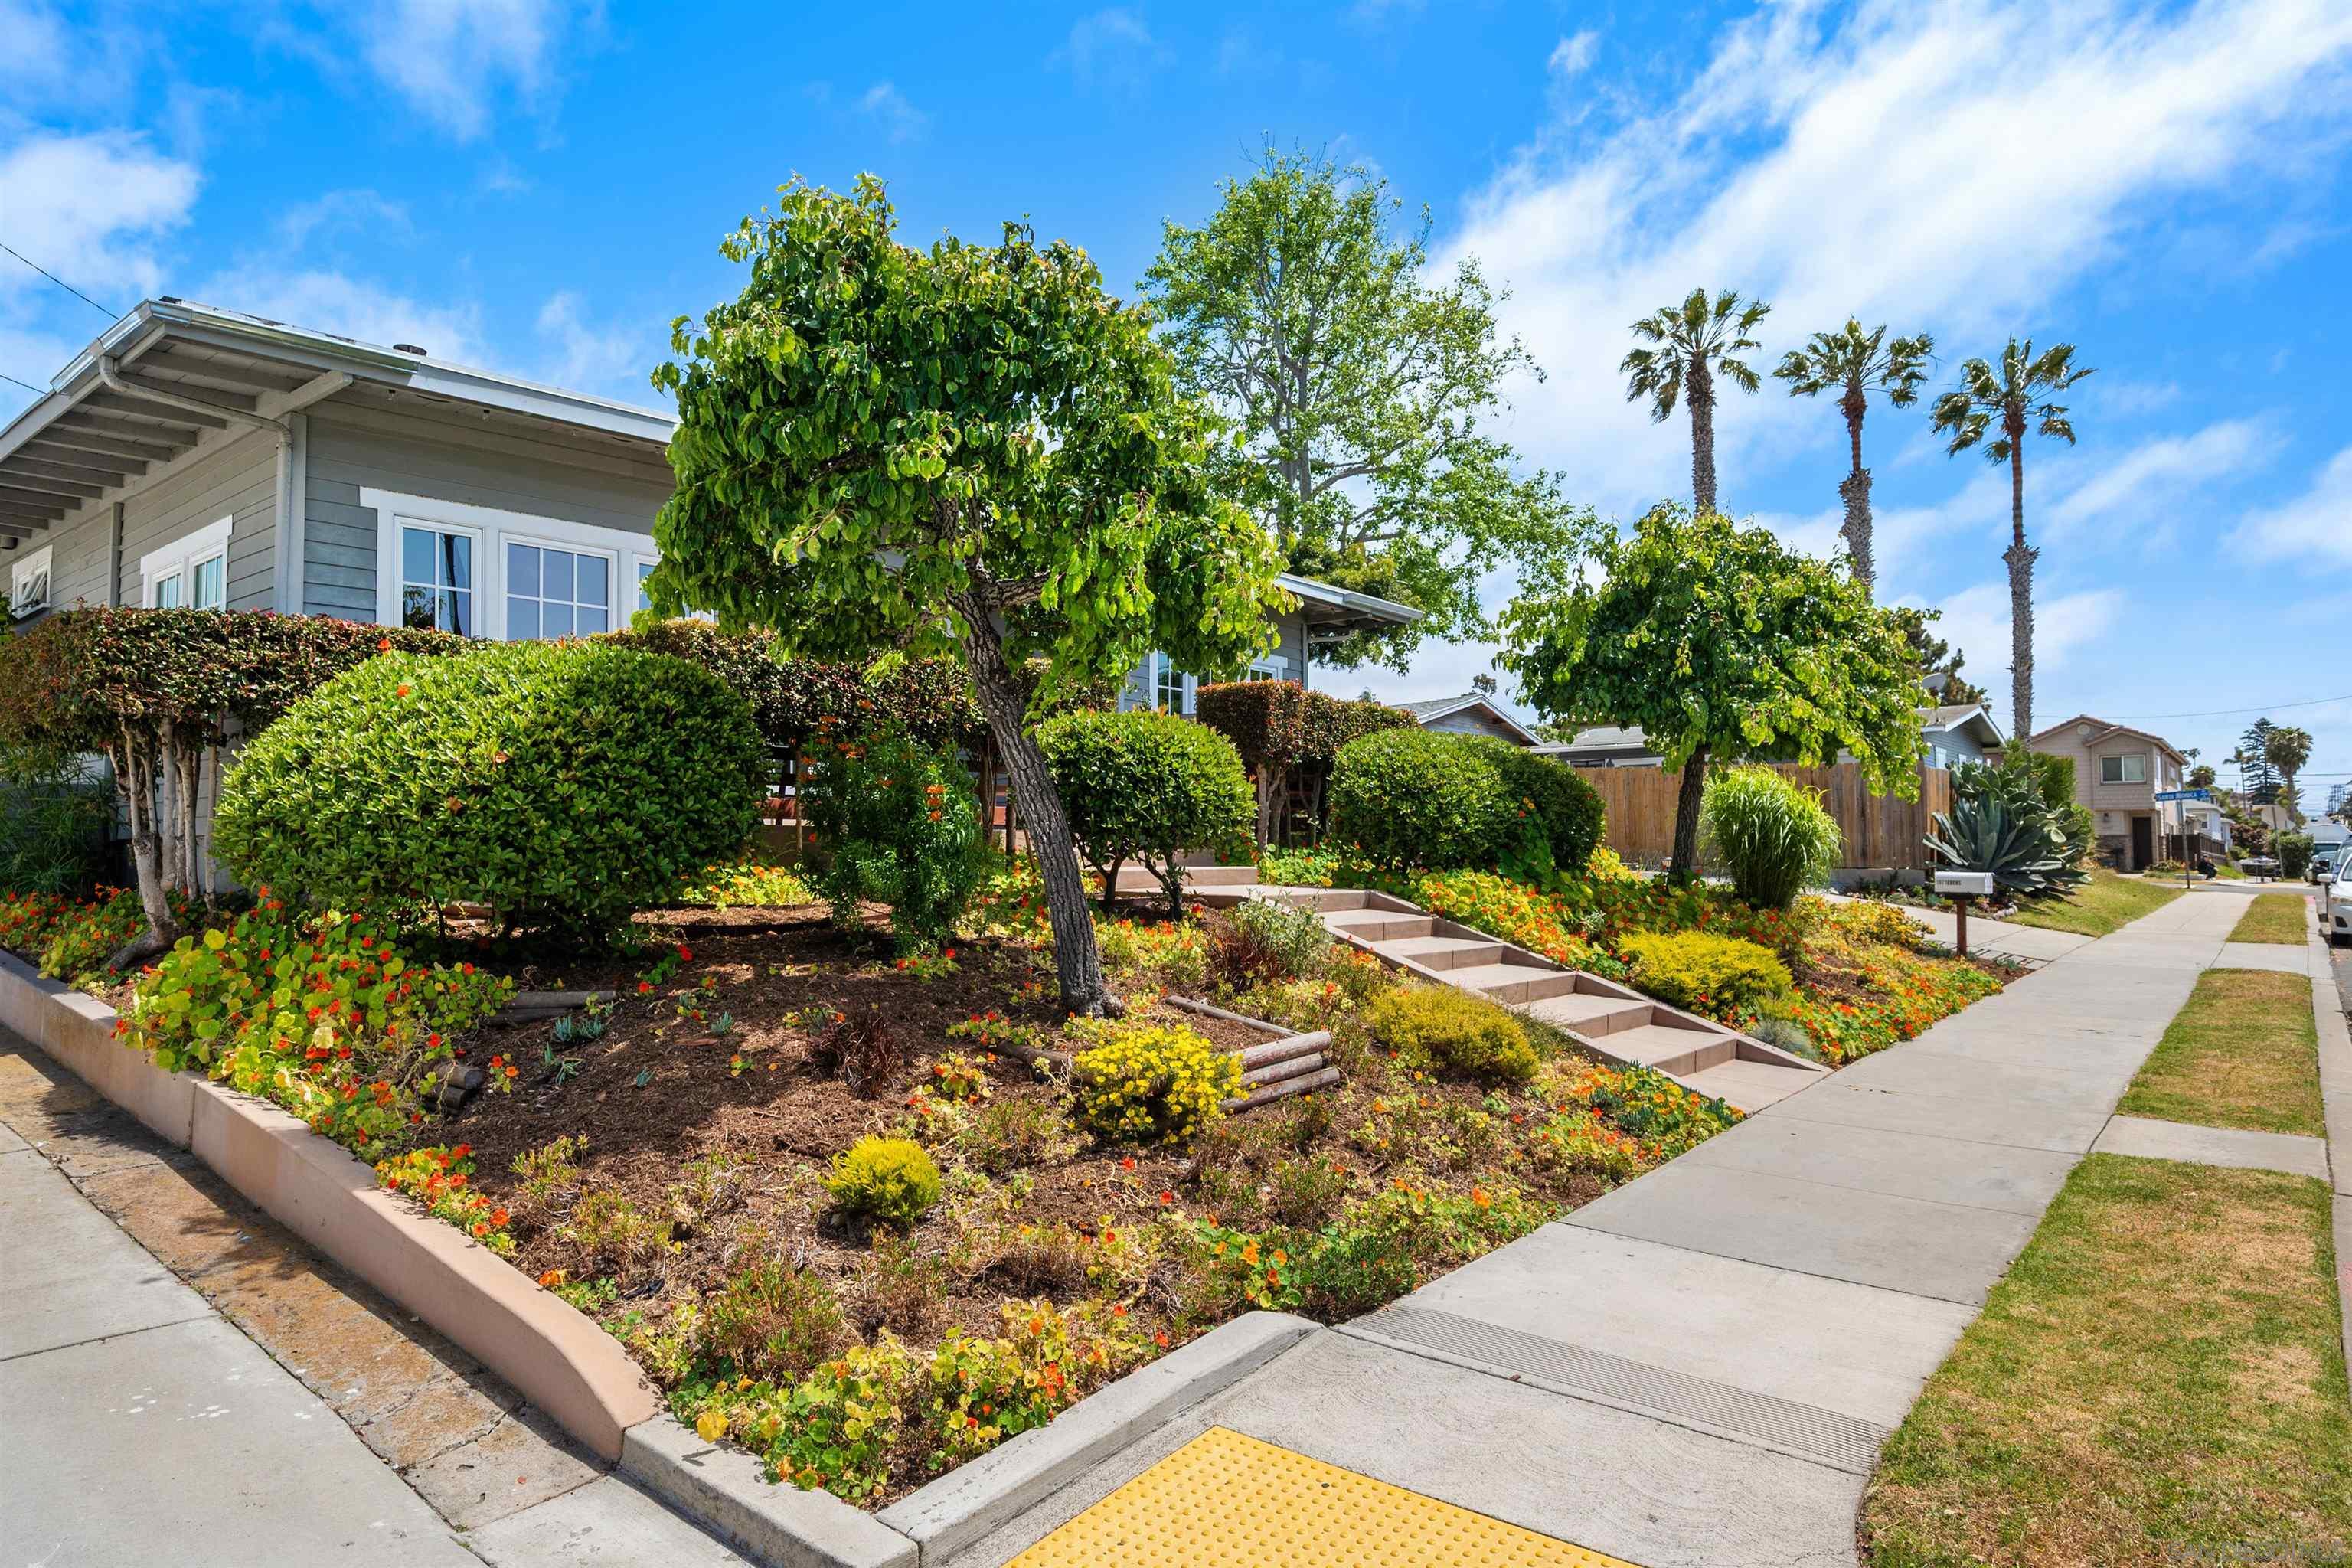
<box><xmin>1700</xmin><ymin>766</ymin><xmax>1841</xmax><ymax>910</ymax></box>
<box><xmin>1365</xmin><ymin>985</ymin><xmax>1540</xmax><ymax>1083</ymax></box>
<box><xmin>1069</xmin><ymin>1021</ymin><xmax>1242</xmax><ymax>1145</ymax></box>
<box><xmin>824</xmin><ymin>1136</ymin><xmax>942</xmax><ymax>1230</ymax></box>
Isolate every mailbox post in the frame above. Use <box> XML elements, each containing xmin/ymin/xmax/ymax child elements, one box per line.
<box><xmin>1933</xmin><ymin>869</ymin><xmax>1998</xmax><ymax>957</ymax></box>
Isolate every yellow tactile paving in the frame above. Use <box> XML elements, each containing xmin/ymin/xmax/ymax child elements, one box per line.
<box><xmin>1007</xmin><ymin>1426</ymin><xmax>1642</xmax><ymax>1567</ymax></box>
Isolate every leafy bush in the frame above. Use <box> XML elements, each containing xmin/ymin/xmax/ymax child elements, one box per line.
<box><xmin>1037</xmin><ymin>710</ymin><xmax>1253</xmax><ymax>916</ymax></box>
<box><xmin>1700</xmin><ymin>766</ymin><xmax>1841</xmax><ymax>910</ymax></box>
<box><xmin>1547</xmin><ymin>1059</ymin><xmax>1743</xmax><ymax>1159</ymax></box>
<box><xmin>216</xmin><ymin>642</ymin><xmax>764</xmax><ymax>935</ymax></box>
<box><xmin>1193</xmin><ymin>680</ymin><xmax>1415</xmax><ymax>843</ymax></box>
<box><xmin>0</xmin><ymin>740</ymin><xmax>112</xmax><ymax>896</ymax></box>
<box><xmin>1291</xmin><ymin>1183</ymin><xmax>1548</xmax><ymax>1319</ymax></box>
<box><xmin>1093</xmin><ymin>916</ymin><xmax>1209</xmax><ymax>994</ymax></box>
<box><xmin>1327</xmin><ymin>729</ymin><xmax>1602</xmax><ymax>876</ymax></box>
<box><xmin>802</xmin><ymin>727</ymin><xmax>986</xmax><ymax>951</ymax></box>
<box><xmin>2278</xmin><ymin>835</ymin><xmax>2316</xmax><ymax>880</ymax></box>
<box><xmin>1365</xmin><ymin>986</ymin><xmax>1540</xmax><ymax>1083</ymax></box>
<box><xmin>1207</xmin><ymin>897</ymin><xmax>1331</xmax><ymax>995</ymax></box>
<box><xmin>1410</xmin><ymin>870</ymin><xmax>1626</xmax><ymax>979</ymax></box>
<box><xmin>959</xmin><ymin>1097</ymin><xmax>1083</xmax><ymax>1175</ymax></box>
<box><xmin>697</xmin><ymin>1252</ymin><xmax>848</xmax><ymax>1383</ymax></box>
<box><xmin>1621</xmin><ymin>930</ymin><xmax>1797</xmax><ymax>1015</ymax></box>
<box><xmin>824</xmin><ymin>1136</ymin><xmax>942</xmax><ymax>1229</ymax></box>
<box><xmin>1070</xmin><ymin>1021</ymin><xmax>1242</xmax><ymax>1145</ymax></box>
<box><xmin>34</xmin><ymin>886</ymin><xmax>158</xmax><ymax>978</ymax></box>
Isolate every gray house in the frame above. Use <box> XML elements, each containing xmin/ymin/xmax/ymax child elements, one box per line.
<box><xmin>1396</xmin><ymin>694</ymin><xmax>1541</xmax><ymax>746</ymax></box>
<box><xmin>2</xmin><ymin>299</ymin><xmax>1413</xmax><ymax>687</ymax></box>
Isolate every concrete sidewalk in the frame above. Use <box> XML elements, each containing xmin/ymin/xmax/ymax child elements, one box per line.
<box><xmin>0</xmin><ymin>1028</ymin><xmax>749</xmax><ymax>1568</ymax></box>
<box><xmin>949</xmin><ymin>887</ymin><xmax>2251</xmax><ymax>1568</ymax></box>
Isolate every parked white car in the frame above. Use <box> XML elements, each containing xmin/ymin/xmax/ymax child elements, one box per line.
<box><xmin>2325</xmin><ymin>861</ymin><xmax>2351</xmax><ymax>947</ymax></box>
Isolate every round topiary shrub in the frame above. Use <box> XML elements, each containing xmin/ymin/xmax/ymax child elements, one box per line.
<box><xmin>1700</xmin><ymin>766</ymin><xmax>1841</xmax><ymax>910</ymax></box>
<box><xmin>214</xmin><ymin>642</ymin><xmax>764</xmax><ymax>935</ymax></box>
<box><xmin>1327</xmin><ymin>729</ymin><xmax>1605</xmax><ymax>876</ymax></box>
<box><xmin>824</xmin><ymin>1136</ymin><xmax>943</xmax><ymax>1230</ymax></box>
<box><xmin>1036</xmin><ymin>709</ymin><xmax>1253</xmax><ymax>916</ymax></box>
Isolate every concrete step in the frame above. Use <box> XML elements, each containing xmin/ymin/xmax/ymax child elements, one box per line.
<box><xmin>1602</xmin><ymin>1021</ymin><xmax>1738</xmax><ymax>1076</ymax></box>
<box><xmin>1522</xmin><ymin>991</ymin><xmax>1655</xmax><ymax>1037</ymax></box>
<box><xmin>1463</xmin><ymin>963</ymin><xmax>1581</xmax><ymax>1004</ymax></box>
<box><xmin>1374</xmin><ymin>935</ymin><xmax>1509</xmax><ymax>971</ymax></box>
<box><xmin>1112</xmin><ymin>863</ymin><xmax>1260</xmax><ymax>890</ymax></box>
<box><xmin>1325</xmin><ymin>910</ymin><xmax>1436</xmax><ymax>943</ymax></box>
<box><xmin>1679</xmin><ymin>1057</ymin><xmax>1825</xmax><ymax>1111</ymax></box>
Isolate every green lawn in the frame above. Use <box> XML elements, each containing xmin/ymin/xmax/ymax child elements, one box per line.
<box><xmin>2001</xmin><ymin>868</ymin><xmax>2184</xmax><ymax>938</ymax></box>
<box><xmin>2230</xmin><ymin>892</ymin><xmax>2311</xmax><ymax>945</ymax></box>
<box><xmin>2115</xmin><ymin>968</ymin><xmax>2323</xmax><ymax>1136</ymax></box>
<box><xmin>1860</xmin><ymin>1155</ymin><xmax>2352</xmax><ymax>1567</ymax></box>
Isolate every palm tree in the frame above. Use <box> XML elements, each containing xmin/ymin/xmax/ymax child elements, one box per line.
<box><xmin>1774</xmin><ymin>318</ymin><xmax>1932</xmax><ymax>597</ymax></box>
<box><xmin>1928</xmin><ymin>338</ymin><xmax>2092</xmax><ymax>742</ymax></box>
<box><xmin>1622</xmin><ymin>288</ymin><xmax>1771</xmax><ymax>514</ymax></box>
<box><xmin>2267</xmin><ymin>724</ymin><xmax>2314</xmax><ymax>819</ymax></box>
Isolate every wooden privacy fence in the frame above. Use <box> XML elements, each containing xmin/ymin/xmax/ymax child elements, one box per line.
<box><xmin>1585</xmin><ymin>763</ymin><xmax>1952</xmax><ymax>872</ymax></box>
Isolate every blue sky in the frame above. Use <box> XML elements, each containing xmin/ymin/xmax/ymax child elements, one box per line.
<box><xmin>5</xmin><ymin>0</ymin><xmax>2350</xmax><ymax>808</ymax></box>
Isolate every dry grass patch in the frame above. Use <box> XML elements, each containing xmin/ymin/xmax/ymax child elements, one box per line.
<box><xmin>2230</xmin><ymin>892</ymin><xmax>2311</xmax><ymax>945</ymax></box>
<box><xmin>2116</xmin><ymin>969</ymin><xmax>2322</xmax><ymax>1137</ymax></box>
<box><xmin>1860</xmin><ymin>1155</ymin><xmax>2352</xmax><ymax>1568</ymax></box>
<box><xmin>2001</xmin><ymin>868</ymin><xmax>2183</xmax><ymax>937</ymax></box>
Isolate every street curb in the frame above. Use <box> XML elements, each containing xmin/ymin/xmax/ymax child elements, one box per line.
<box><xmin>0</xmin><ymin>949</ymin><xmax>661</xmax><ymax>1460</ymax></box>
<box><xmin>622</xmin><ymin>1415</ymin><xmax>918</xmax><ymax>1568</ymax></box>
<box><xmin>876</xmin><ymin>1311</ymin><xmax>1317</xmax><ymax>1563</ymax></box>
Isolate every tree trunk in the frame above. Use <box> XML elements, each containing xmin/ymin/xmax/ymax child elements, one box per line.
<box><xmin>1687</xmin><ymin>364</ymin><xmax>1717</xmax><ymax>514</ymax></box>
<box><xmin>1838</xmin><ymin>468</ymin><xmax>1874</xmax><ymax>598</ymax></box>
<box><xmin>2005</xmin><ymin>446</ymin><xmax>2036</xmax><ymax>743</ymax></box>
<box><xmin>1253</xmin><ymin>770</ymin><xmax>1278</xmax><ymax>852</ymax></box>
<box><xmin>1668</xmin><ymin>743</ymin><xmax>1710</xmax><ymax>886</ymax></box>
<box><xmin>956</xmin><ymin>607</ymin><xmax>1113</xmax><ymax>1014</ymax></box>
<box><xmin>107</xmin><ymin>733</ymin><xmax>181</xmax><ymax>969</ymax></box>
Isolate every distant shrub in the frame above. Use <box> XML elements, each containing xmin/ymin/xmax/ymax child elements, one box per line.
<box><xmin>0</xmin><ymin>740</ymin><xmax>112</xmax><ymax>896</ymax></box>
<box><xmin>697</xmin><ymin>1252</ymin><xmax>848</xmax><ymax>1383</ymax></box>
<box><xmin>2278</xmin><ymin>835</ymin><xmax>2316</xmax><ymax>880</ymax></box>
<box><xmin>1479</xmin><ymin>740</ymin><xmax>1606</xmax><ymax>878</ymax></box>
<box><xmin>1700</xmin><ymin>766</ymin><xmax>1841</xmax><ymax>910</ymax></box>
<box><xmin>1327</xmin><ymin>729</ymin><xmax>1602</xmax><ymax>876</ymax></box>
<box><xmin>215</xmin><ymin>642</ymin><xmax>764</xmax><ymax>935</ymax></box>
<box><xmin>824</xmin><ymin>1136</ymin><xmax>942</xmax><ymax>1230</ymax></box>
<box><xmin>1037</xmin><ymin>710</ymin><xmax>1253</xmax><ymax>916</ymax></box>
<box><xmin>802</xmin><ymin>728</ymin><xmax>987</xmax><ymax>951</ymax></box>
<box><xmin>1207</xmin><ymin>897</ymin><xmax>1331</xmax><ymax>996</ymax></box>
<box><xmin>1366</xmin><ymin>986</ymin><xmax>1540</xmax><ymax>1083</ymax></box>
<box><xmin>1070</xmin><ymin>1021</ymin><xmax>1241</xmax><ymax>1145</ymax></box>
<box><xmin>1622</xmin><ymin>930</ymin><xmax>1796</xmax><ymax>1015</ymax></box>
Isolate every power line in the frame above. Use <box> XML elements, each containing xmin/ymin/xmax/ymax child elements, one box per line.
<box><xmin>0</xmin><ymin>240</ymin><xmax>119</xmax><ymax>319</ymax></box>
<box><xmin>0</xmin><ymin>369</ymin><xmax>48</xmax><ymax>397</ymax></box>
<box><xmin>2044</xmin><ymin>691</ymin><xmax>2352</xmax><ymax>724</ymax></box>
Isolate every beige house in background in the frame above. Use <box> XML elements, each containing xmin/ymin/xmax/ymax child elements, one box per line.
<box><xmin>2027</xmin><ymin>714</ymin><xmax>2188</xmax><ymax>871</ymax></box>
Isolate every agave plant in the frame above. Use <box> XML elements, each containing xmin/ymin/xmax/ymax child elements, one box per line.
<box><xmin>1923</xmin><ymin>796</ymin><xmax>2089</xmax><ymax>903</ymax></box>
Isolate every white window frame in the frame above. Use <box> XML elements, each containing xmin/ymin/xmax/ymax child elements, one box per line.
<box><xmin>1149</xmin><ymin>652</ymin><xmax>1195</xmax><ymax>715</ymax></box>
<box><xmin>139</xmin><ymin>516</ymin><xmax>233</xmax><ymax>610</ymax></box>
<box><xmin>364</xmin><ymin>489</ymin><xmax>657</xmax><ymax>641</ymax></box>
<box><xmin>9</xmin><ymin>544</ymin><xmax>54</xmax><ymax>619</ymax></box>
<box><xmin>393</xmin><ymin>516</ymin><xmax>486</xmax><ymax>635</ymax></box>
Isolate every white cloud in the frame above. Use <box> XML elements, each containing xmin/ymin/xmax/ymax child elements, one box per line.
<box><xmin>1442</xmin><ymin>0</ymin><xmax>2352</xmax><ymax>516</ymax></box>
<box><xmin>1548</xmin><ymin>31</ymin><xmax>1599</xmax><ymax>81</ymax></box>
<box><xmin>1054</xmin><ymin>8</ymin><xmax>1171</xmax><ymax>93</ymax></box>
<box><xmin>1913</xmin><ymin>580</ymin><xmax>2124</xmax><ymax>717</ymax></box>
<box><xmin>534</xmin><ymin>290</ymin><xmax>650</xmax><ymax>399</ymax></box>
<box><xmin>276</xmin><ymin>188</ymin><xmax>412</xmax><ymax>248</ymax></box>
<box><xmin>858</xmin><ymin>82</ymin><xmax>929</xmax><ymax>145</ymax></box>
<box><xmin>339</xmin><ymin>0</ymin><xmax>589</xmax><ymax>141</ymax></box>
<box><xmin>0</xmin><ymin>131</ymin><xmax>199</xmax><ymax>313</ymax></box>
<box><xmin>2228</xmin><ymin>446</ymin><xmax>2352</xmax><ymax>567</ymax></box>
<box><xmin>0</xmin><ymin>0</ymin><xmax>71</xmax><ymax>96</ymax></box>
<box><xmin>2046</xmin><ymin>417</ymin><xmax>2275</xmax><ymax>538</ymax></box>
<box><xmin>195</xmin><ymin>265</ymin><xmax>482</xmax><ymax>361</ymax></box>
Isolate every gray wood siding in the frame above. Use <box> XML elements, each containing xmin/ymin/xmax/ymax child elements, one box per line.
<box><xmin>303</xmin><ymin>395</ymin><xmax>673</xmax><ymax>619</ymax></box>
<box><xmin>118</xmin><ymin>429</ymin><xmax>278</xmax><ymax>609</ymax></box>
<box><xmin>26</xmin><ymin>498</ymin><xmax>111</xmax><ymax>614</ymax></box>
<box><xmin>1423</xmin><ymin>709</ymin><xmax>1527</xmax><ymax>744</ymax></box>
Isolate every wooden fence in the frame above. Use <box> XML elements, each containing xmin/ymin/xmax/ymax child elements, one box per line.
<box><xmin>1586</xmin><ymin>763</ymin><xmax>1952</xmax><ymax>872</ymax></box>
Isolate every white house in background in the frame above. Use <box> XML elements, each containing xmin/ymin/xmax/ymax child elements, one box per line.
<box><xmin>2182</xmin><ymin>798</ymin><xmax>2233</xmax><ymax>859</ymax></box>
<box><xmin>1395</xmin><ymin>693</ymin><xmax>1542</xmax><ymax>746</ymax></box>
<box><xmin>1113</xmin><ymin>576</ymin><xmax>1419</xmax><ymax>716</ymax></box>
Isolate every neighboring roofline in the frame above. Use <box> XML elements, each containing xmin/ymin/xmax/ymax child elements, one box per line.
<box><xmin>2027</xmin><ymin>713</ymin><xmax>2185</xmax><ymax>764</ymax></box>
<box><xmin>1275</xmin><ymin>572</ymin><xmax>1422</xmax><ymax>627</ymax></box>
<box><xmin>1921</xmin><ymin>703</ymin><xmax>2006</xmax><ymax>749</ymax></box>
<box><xmin>0</xmin><ymin>297</ymin><xmax>678</xmax><ymax>467</ymax></box>
<box><xmin>1400</xmin><ymin>694</ymin><xmax>1541</xmax><ymax>746</ymax></box>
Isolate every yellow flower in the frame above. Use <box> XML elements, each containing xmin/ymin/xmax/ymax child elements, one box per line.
<box><xmin>695</xmin><ymin>1410</ymin><xmax>729</xmax><ymax>1442</ymax></box>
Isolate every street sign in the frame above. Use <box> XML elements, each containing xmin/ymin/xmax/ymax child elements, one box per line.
<box><xmin>2154</xmin><ymin>788</ymin><xmax>2213</xmax><ymax>802</ymax></box>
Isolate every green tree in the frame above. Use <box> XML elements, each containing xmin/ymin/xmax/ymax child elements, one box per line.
<box><xmin>1142</xmin><ymin>147</ymin><xmax>1577</xmax><ymax>668</ymax></box>
<box><xmin>1890</xmin><ymin>606</ymin><xmax>1990</xmax><ymax>706</ymax></box>
<box><xmin>1498</xmin><ymin>505</ymin><xmax>1925</xmax><ymax>884</ymax></box>
<box><xmin>648</xmin><ymin>177</ymin><xmax>1289</xmax><ymax>1013</ymax></box>
<box><xmin>1622</xmin><ymin>288</ymin><xmax>1772</xmax><ymax>514</ymax></box>
<box><xmin>1929</xmin><ymin>338</ymin><xmax>2092</xmax><ymax>742</ymax></box>
<box><xmin>1772</xmin><ymin>318</ymin><xmax>1933</xmax><ymax>596</ymax></box>
<box><xmin>2239</xmin><ymin>721</ymin><xmax>2282</xmax><ymax>804</ymax></box>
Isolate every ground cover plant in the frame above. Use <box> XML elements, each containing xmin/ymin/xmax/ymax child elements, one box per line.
<box><xmin>2229</xmin><ymin>892</ymin><xmax>2309</xmax><ymax>945</ymax></box>
<box><xmin>1860</xmin><ymin>1155</ymin><xmax>2352</xmax><ymax>1566</ymax></box>
<box><xmin>1998</xmin><ymin>867</ymin><xmax>2181</xmax><ymax>937</ymax></box>
<box><xmin>2115</xmin><ymin>968</ymin><xmax>2323</xmax><ymax>1138</ymax></box>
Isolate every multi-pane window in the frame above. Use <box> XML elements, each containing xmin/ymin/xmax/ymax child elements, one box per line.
<box><xmin>400</xmin><ymin>524</ymin><xmax>475</xmax><ymax>635</ymax></box>
<box><xmin>638</xmin><ymin>560</ymin><xmax>656</xmax><ymax>613</ymax></box>
<box><xmin>2099</xmin><ymin>753</ymin><xmax>2147</xmax><ymax>785</ymax></box>
<box><xmin>505</xmin><ymin>542</ymin><xmax>611</xmax><ymax>639</ymax></box>
<box><xmin>142</xmin><ymin>519</ymin><xmax>228</xmax><ymax>611</ymax></box>
<box><xmin>1153</xmin><ymin>654</ymin><xmax>1192</xmax><ymax>715</ymax></box>
<box><xmin>191</xmin><ymin>554</ymin><xmax>225</xmax><ymax>610</ymax></box>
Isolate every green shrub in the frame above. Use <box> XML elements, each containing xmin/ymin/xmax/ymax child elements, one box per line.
<box><xmin>1622</xmin><ymin>930</ymin><xmax>1796</xmax><ymax>1015</ymax></box>
<box><xmin>1365</xmin><ymin>986</ymin><xmax>1540</xmax><ymax>1082</ymax></box>
<box><xmin>824</xmin><ymin>1136</ymin><xmax>942</xmax><ymax>1229</ymax></box>
<box><xmin>2278</xmin><ymin>835</ymin><xmax>2316</xmax><ymax>880</ymax></box>
<box><xmin>0</xmin><ymin>740</ymin><xmax>112</xmax><ymax>896</ymax></box>
<box><xmin>1207</xmin><ymin>897</ymin><xmax>1331</xmax><ymax>995</ymax></box>
<box><xmin>1700</xmin><ymin>766</ymin><xmax>1841</xmax><ymax>910</ymax></box>
<box><xmin>802</xmin><ymin>728</ymin><xmax>986</xmax><ymax>952</ymax></box>
<box><xmin>1069</xmin><ymin>1021</ymin><xmax>1242</xmax><ymax>1145</ymax></box>
<box><xmin>215</xmin><ymin>642</ymin><xmax>764</xmax><ymax>935</ymax></box>
<box><xmin>697</xmin><ymin>1253</ymin><xmax>848</xmax><ymax>1383</ymax></box>
<box><xmin>1326</xmin><ymin>729</ymin><xmax>1602</xmax><ymax>876</ymax></box>
<box><xmin>1037</xmin><ymin>710</ymin><xmax>1253</xmax><ymax>916</ymax></box>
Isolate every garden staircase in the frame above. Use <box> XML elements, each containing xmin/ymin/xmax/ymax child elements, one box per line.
<box><xmin>1289</xmin><ymin>890</ymin><xmax>1829</xmax><ymax>1114</ymax></box>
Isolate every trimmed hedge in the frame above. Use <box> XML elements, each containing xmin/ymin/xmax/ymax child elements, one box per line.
<box><xmin>1326</xmin><ymin>729</ymin><xmax>1605</xmax><ymax>875</ymax></box>
<box><xmin>1037</xmin><ymin>710</ymin><xmax>1253</xmax><ymax>915</ymax></box>
<box><xmin>214</xmin><ymin>641</ymin><xmax>765</xmax><ymax>933</ymax></box>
